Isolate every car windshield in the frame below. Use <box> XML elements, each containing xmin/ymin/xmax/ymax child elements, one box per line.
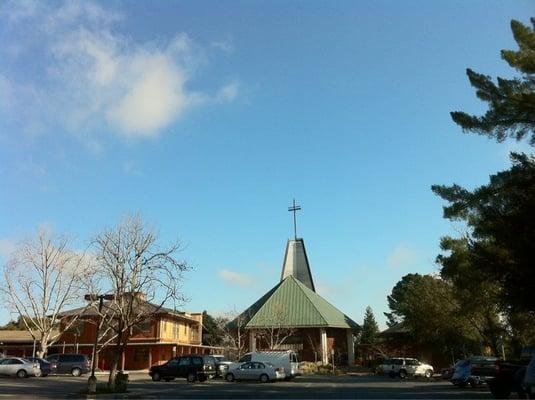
<box><xmin>214</xmin><ymin>356</ymin><xmax>228</xmax><ymax>362</ymax></box>
<box><xmin>203</xmin><ymin>356</ymin><xmax>215</xmax><ymax>365</ymax></box>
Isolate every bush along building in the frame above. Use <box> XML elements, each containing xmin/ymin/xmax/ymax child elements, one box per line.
<box><xmin>230</xmin><ymin>237</ymin><xmax>360</xmax><ymax>365</ymax></box>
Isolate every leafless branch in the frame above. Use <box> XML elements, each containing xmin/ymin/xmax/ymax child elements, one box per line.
<box><xmin>0</xmin><ymin>229</ymin><xmax>92</xmax><ymax>357</ymax></box>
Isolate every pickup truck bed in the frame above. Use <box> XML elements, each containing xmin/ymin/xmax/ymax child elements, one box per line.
<box><xmin>487</xmin><ymin>359</ymin><xmax>530</xmax><ymax>399</ymax></box>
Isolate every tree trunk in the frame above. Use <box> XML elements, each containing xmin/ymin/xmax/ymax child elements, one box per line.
<box><xmin>107</xmin><ymin>331</ymin><xmax>124</xmax><ymax>390</ymax></box>
<box><xmin>37</xmin><ymin>337</ymin><xmax>48</xmax><ymax>358</ymax></box>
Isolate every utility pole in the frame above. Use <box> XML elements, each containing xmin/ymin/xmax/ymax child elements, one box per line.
<box><xmin>85</xmin><ymin>293</ymin><xmax>115</xmax><ymax>394</ymax></box>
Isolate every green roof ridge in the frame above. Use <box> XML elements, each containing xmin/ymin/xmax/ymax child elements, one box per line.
<box><xmin>291</xmin><ymin>276</ymin><xmax>358</xmax><ymax>328</ymax></box>
<box><xmin>246</xmin><ymin>277</ymin><xmax>319</xmax><ymax>327</ymax></box>
<box><xmin>244</xmin><ymin>275</ymin><xmax>359</xmax><ymax>329</ymax></box>
<box><xmin>288</xmin><ymin>275</ymin><xmax>328</xmax><ymax>326</ymax></box>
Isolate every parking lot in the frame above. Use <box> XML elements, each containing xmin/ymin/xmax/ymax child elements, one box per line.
<box><xmin>0</xmin><ymin>372</ymin><xmax>496</xmax><ymax>399</ymax></box>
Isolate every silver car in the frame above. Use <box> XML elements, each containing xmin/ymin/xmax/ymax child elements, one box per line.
<box><xmin>225</xmin><ymin>361</ymin><xmax>285</xmax><ymax>383</ymax></box>
<box><xmin>212</xmin><ymin>355</ymin><xmax>233</xmax><ymax>378</ymax></box>
<box><xmin>0</xmin><ymin>357</ymin><xmax>40</xmax><ymax>378</ymax></box>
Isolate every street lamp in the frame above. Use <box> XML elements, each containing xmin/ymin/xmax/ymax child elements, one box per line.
<box><xmin>84</xmin><ymin>293</ymin><xmax>115</xmax><ymax>394</ymax></box>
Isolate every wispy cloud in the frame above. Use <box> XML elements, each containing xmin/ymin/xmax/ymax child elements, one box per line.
<box><xmin>386</xmin><ymin>243</ymin><xmax>419</xmax><ymax>269</ymax></box>
<box><xmin>218</xmin><ymin>269</ymin><xmax>256</xmax><ymax>288</ymax></box>
<box><xmin>0</xmin><ymin>0</ymin><xmax>239</xmax><ymax>141</ymax></box>
<box><xmin>211</xmin><ymin>39</ymin><xmax>233</xmax><ymax>54</ymax></box>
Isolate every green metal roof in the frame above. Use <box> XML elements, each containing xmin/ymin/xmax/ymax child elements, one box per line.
<box><xmin>244</xmin><ymin>275</ymin><xmax>359</xmax><ymax>329</ymax></box>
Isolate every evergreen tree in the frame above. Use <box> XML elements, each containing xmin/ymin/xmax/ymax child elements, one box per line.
<box><xmin>432</xmin><ymin>17</ymin><xmax>535</xmax><ymax>352</ymax></box>
<box><xmin>433</xmin><ymin>153</ymin><xmax>535</xmax><ymax>314</ymax></box>
<box><xmin>450</xmin><ymin>19</ymin><xmax>535</xmax><ymax>144</ymax></box>
<box><xmin>360</xmin><ymin>306</ymin><xmax>379</xmax><ymax>345</ymax></box>
<box><xmin>384</xmin><ymin>273</ymin><xmax>425</xmax><ymax>328</ymax></box>
<box><xmin>202</xmin><ymin>311</ymin><xmax>225</xmax><ymax>346</ymax></box>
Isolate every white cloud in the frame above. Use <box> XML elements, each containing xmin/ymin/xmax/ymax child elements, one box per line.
<box><xmin>386</xmin><ymin>243</ymin><xmax>419</xmax><ymax>269</ymax></box>
<box><xmin>0</xmin><ymin>1</ymin><xmax>238</xmax><ymax>140</ymax></box>
<box><xmin>107</xmin><ymin>53</ymin><xmax>190</xmax><ymax>136</ymax></box>
<box><xmin>218</xmin><ymin>269</ymin><xmax>255</xmax><ymax>288</ymax></box>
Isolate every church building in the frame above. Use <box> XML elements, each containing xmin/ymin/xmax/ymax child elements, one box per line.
<box><xmin>232</xmin><ymin>205</ymin><xmax>359</xmax><ymax>365</ymax></box>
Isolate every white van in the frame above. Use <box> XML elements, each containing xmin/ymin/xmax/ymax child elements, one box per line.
<box><xmin>232</xmin><ymin>351</ymin><xmax>301</xmax><ymax>379</ymax></box>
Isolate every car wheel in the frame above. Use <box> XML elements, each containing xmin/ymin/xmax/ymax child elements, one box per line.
<box><xmin>260</xmin><ymin>374</ymin><xmax>269</xmax><ymax>383</ymax></box>
<box><xmin>424</xmin><ymin>369</ymin><xmax>432</xmax><ymax>379</ymax></box>
<box><xmin>71</xmin><ymin>367</ymin><xmax>82</xmax><ymax>377</ymax></box>
<box><xmin>225</xmin><ymin>373</ymin><xmax>235</xmax><ymax>382</ymax></box>
<box><xmin>398</xmin><ymin>369</ymin><xmax>407</xmax><ymax>379</ymax></box>
<box><xmin>41</xmin><ymin>374</ymin><xmax>48</xmax><ymax>377</ymax></box>
<box><xmin>187</xmin><ymin>372</ymin><xmax>197</xmax><ymax>383</ymax></box>
<box><xmin>152</xmin><ymin>372</ymin><xmax>161</xmax><ymax>381</ymax></box>
<box><xmin>17</xmin><ymin>369</ymin><xmax>28</xmax><ymax>378</ymax></box>
<box><xmin>199</xmin><ymin>376</ymin><xmax>207</xmax><ymax>383</ymax></box>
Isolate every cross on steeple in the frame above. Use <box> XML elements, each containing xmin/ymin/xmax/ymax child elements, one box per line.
<box><xmin>288</xmin><ymin>199</ymin><xmax>301</xmax><ymax>239</ymax></box>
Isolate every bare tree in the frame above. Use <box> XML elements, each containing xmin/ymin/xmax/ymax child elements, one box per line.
<box><xmin>255</xmin><ymin>302</ymin><xmax>296</xmax><ymax>350</ymax></box>
<box><xmin>0</xmin><ymin>229</ymin><xmax>92</xmax><ymax>357</ymax></box>
<box><xmin>222</xmin><ymin>308</ymin><xmax>252</xmax><ymax>359</ymax></box>
<box><xmin>306</xmin><ymin>332</ymin><xmax>319</xmax><ymax>363</ymax></box>
<box><xmin>92</xmin><ymin>214</ymin><xmax>190</xmax><ymax>389</ymax></box>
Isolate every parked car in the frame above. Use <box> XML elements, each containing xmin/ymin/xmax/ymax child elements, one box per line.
<box><xmin>212</xmin><ymin>355</ymin><xmax>233</xmax><ymax>378</ymax></box>
<box><xmin>0</xmin><ymin>357</ymin><xmax>40</xmax><ymax>378</ymax></box>
<box><xmin>451</xmin><ymin>358</ymin><xmax>484</xmax><ymax>388</ymax></box>
<box><xmin>487</xmin><ymin>346</ymin><xmax>535</xmax><ymax>399</ymax></box>
<box><xmin>380</xmin><ymin>357</ymin><xmax>434</xmax><ymax>379</ymax></box>
<box><xmin>225</xmin><ymin>361</ymin><xmax>285</xmax><ymax>383</ymax></box>
<box><xmin>231</xmin><ymin>351</ymin><xmax>300</xmax><ymax>379</ymax></box>
<box><xmin>45</xmin><ymin>353</ymin><xmax>90</xmax><ymax>376</ymax></box>
<box><xmin>149</xmin><ymin>355</ymin><xmax>216</xmax><ymax>383</ymax></box>
<box><xmin>26</xmin><ymin>357</ymin><xmax>51</xmax><ymax>377</ymax></box>
<box><xmin>469</xmin><ymin>356</ymin><xmax>500</xmax><ymax>383</ymax></box>
<box><xmin>441</xmin><ymin>364</ymin><xmax>456</xmax><ymax>380</ymax></box>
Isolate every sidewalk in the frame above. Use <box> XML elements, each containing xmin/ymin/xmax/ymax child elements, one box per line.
<box><xmin>94</xmin><ymin>370</ymin><xmax>148</xmax><ymax>376</ymax></box>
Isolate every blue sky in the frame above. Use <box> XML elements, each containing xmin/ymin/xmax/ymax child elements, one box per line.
<box><xmin>0</xmin><ymin>0</ymin><xmax>533</xmax><ymax>328</ymax></box>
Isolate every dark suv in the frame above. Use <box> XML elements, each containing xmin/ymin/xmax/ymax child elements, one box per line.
<box><xmin>45</xmin><ymin>354</ymin><xmax>91</xmax><ymax>376</ymax></box>
<box><xmin>149</xmin><ymin>355</ymin><xmax>216</xmax><ymax>382</ymax></box>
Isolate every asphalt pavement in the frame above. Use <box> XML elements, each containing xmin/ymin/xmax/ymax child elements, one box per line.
<box><xmin>0</xmin><ymin>372</ymin><xmax>496</xmax><ymax>399</ymax></box>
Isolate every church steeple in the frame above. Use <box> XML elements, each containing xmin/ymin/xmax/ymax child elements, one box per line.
<box><xmin>280</xmin><ymin>238</ymin><xmax>316</xmax><ymax>292</ymax></box>
<box><xmin>281</xmin><ymin>200</ymin><xmax>315</xmax><ymax>291</ymax></box>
